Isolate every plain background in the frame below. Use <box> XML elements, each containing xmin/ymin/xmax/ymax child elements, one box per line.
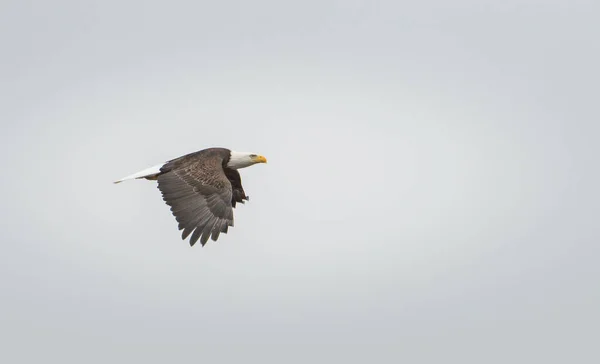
<box><xmin>1</xmin><ymin>0</ymin><xmax>598</xmax><ymax>363</ymax></box>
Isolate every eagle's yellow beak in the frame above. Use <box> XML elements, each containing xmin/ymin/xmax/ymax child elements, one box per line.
<box><xmin>253</xmin><ymin>155</ymin><xmax>267</xmax><ymax>164</ymax></box>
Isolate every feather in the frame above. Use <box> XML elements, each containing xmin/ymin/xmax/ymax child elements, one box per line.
<box><xmin>113</xmin><ymin>163</ymin><xmax>165</xmax><ymax>184</ymax></box>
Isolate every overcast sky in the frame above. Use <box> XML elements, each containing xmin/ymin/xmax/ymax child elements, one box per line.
<box><xmin>1</xmin><ymin>0</ymin><xmax>599</xmax><ymax>363</ymax></box>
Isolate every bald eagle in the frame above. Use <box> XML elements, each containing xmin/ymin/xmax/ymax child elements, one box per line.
<box><xmin>114</xmin><ymin>147</ymin><xmax>267</xmax><ymax>247</ymax></box>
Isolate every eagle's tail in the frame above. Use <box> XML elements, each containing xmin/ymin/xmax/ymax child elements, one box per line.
<box><xmin>113</xmin><ymin>163</ymin><xmax>165</xmax><ymax>184</ymax></box>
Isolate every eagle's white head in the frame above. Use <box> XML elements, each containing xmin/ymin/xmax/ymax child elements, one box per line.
<box><xmin>227</xmin><ymin>151</ymin><xmax>267</xmax><ymax>169</ymax></box>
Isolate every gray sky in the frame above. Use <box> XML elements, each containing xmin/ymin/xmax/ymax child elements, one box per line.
<box><xmin>1</xmin><ymin>0</ymin><xmax>599</xmax><ymax>362</ymax></box>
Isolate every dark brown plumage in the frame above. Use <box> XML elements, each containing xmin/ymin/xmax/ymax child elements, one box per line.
<box><xmin>156</xmin><ymin>148</ymin><xmax>249</xmax><ymax>246</ymax></box>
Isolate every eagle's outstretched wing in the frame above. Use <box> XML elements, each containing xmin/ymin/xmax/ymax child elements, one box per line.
<box><xmin>157</xmin><ymin>149</ymin><xmax>234</xmax><ymax>246</ymax></box>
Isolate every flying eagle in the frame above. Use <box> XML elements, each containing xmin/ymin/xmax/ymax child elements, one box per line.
<box><xmin>114</xmin><ymin>147</ymin><xmax>267</xmax><ymax>247</ymax></box>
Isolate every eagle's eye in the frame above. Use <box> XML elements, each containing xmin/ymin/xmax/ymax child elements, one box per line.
<box><xmin>249</xmin><ymin>154</ymin><xmax>257</xmax><ymax>158</ymax></box>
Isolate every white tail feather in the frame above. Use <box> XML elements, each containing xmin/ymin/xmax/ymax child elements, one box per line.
<box><xmin>113</xmin><ymin>163</ymin><xmax>165</xmax><ymax>184</ymax></box>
